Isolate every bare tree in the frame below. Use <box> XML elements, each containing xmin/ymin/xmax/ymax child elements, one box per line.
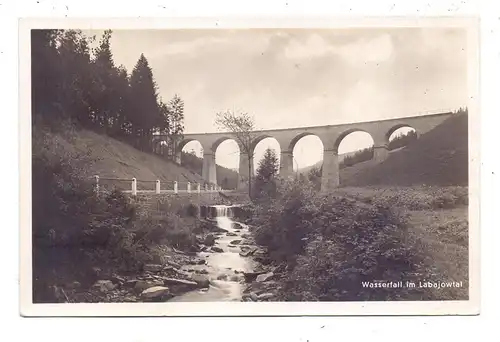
<box><xmin>214</xmin><ymin>110</ymin><xmax>257</xmax><ymax>198</ymax></box>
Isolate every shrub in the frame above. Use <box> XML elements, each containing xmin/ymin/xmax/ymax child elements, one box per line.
<box><xmin>251</xmin><ymin>179</ymin><xmax>435</xmax><ymax>301</ymax></box>
<box><xmin>278</xmin><ymin>197</ymin><xmax>431</xmax><ymax>301</ymax></box>
<box><xmin>252</xmin><ymin>179</ymin><xmax>318</xmax><ymax>264</ymax></box>
<box><xmin>185</xmin><ymin>203</ymin><xmax>199</xmax><ymax>217</ymax></box>
<box><xmin>32</xmin><ymin>126</ymin><xmax>145</xmax><ymax>302</ymax></box>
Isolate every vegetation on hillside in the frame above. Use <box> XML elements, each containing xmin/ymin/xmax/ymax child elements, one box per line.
<box><xmin>32</xmin><ymin>125</ymin><xmax>202</xmax><ymax>302</ymax></box>
<box><xmin>31</xmin><ymin>29</ymin><xmax>204</xmax><ymax>303</ymax></box>
<box><xmin>32</xmin><ymin>29</ymin><xmax>183</xmax><ymax>154</ymax></box>
<box><xmin>342</xmin><ymin>109</ymin><xmax>468</xmax><ymax>187</ymax></box>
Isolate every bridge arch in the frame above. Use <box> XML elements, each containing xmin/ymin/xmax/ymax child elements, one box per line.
<box><xmin>288</xmin><ymin>132</ymin><xmax>324</xmax><ymax>152</ymax></box>
<box><xmin>252</xmin><ymin>136</ymin><xmax>281</xmax><ymax>175</ymax></box>
<box><xmin>290</xmin><ymin>134</ymin><xmax>324</xmax><ymax>179</ymax></box>
<box><xmin>178</xmin><ymin>138</ymin><xmax>201</xmax><ymax>152</ymax></box>
<box><xmin>333</xmin><ymin>128</ymin><xmax>374</xmax><ymax>155</ymax></box>
<box><xmin>386</xmin><ymin>124</ymin><xmax>418</xmax><ymax>151</ymax></box>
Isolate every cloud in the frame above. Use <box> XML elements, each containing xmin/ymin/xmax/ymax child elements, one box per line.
<box><xmin>281</xmin><ymin>32</ymin><xmax>394</xmax><ymax>68</ymax></box>
<box><xmin>337</xmin><ymin>34</ymin><xmax>394</xmax><ymax>65</ymax></box>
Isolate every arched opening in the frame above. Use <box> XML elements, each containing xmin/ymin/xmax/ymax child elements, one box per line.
<box><xmin>180</xmin><ymin>140</ymin><xmax>204</xmax><ymax>175</ymax></box>
<box><xmin>214</xmin><ymin>139</ymin><xmax>240</xmax><ymax>190</ymax></box>
<box><xmin>290</xmin><ymin>134</ymin><xmax>324</xmax><ymax>183</ymax></box>
<box><xmin>252</xmin><ymin>137</ymin><xmax>281</xmax><ymax>176</ymax></box>
<box><xmin>387</xmin><ymin>126</ymin><xmax>418</xmax><ymax>151</ymax></box>
<box><xmin>335</xmin><ymin>130</ymin><xmax>374</xmax><ymax>169</ymax></box>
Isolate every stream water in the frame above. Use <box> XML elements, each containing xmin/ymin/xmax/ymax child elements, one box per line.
<box><xmin>169</xmin><ymin>205</ymin><xmax>257</xmax><ymax>302</ymax></box>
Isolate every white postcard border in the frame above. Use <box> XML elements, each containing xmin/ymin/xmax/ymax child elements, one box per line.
<box><xmin>18</xmin><ymin>16</ymin><xmax>481</xmax><ymax>317</ymax></box>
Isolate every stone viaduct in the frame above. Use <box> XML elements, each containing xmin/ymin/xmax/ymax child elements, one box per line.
<box><xmin>152</xmin><ymin>112</ymin><xmax>455</xmax><ymax>192</ymax></box>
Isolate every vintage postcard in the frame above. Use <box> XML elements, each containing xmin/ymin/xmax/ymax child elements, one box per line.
<box><xmin>19</xmin><ymin>16</ymin><xmax>480</xmax><ymax>316</ymax></box>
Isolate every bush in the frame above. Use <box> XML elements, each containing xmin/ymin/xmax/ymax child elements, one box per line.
<box><xmin>32</xmin><ymin>126</ymin><xmax>145</xmax><ymax>302</ymax></box>
<box><xmin>252</xmin><ymin>179</ymin><xmax>318</xmax><ymax>264</ymax></box>
<box><xmin>251</xmin><ymin>179</ymin><xmax>434</xmax><ymax>301</ymax></box>
<box><xmin>185</xmin><ymin>203</ymin><xmax>199</xmax><ymax>217</ymax></box>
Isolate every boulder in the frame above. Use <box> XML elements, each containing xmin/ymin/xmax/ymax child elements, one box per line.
<box><xmin>139</xmin><ymin>286</ymin><xmax>171</xmax><ymax>301</ymax></box>
<box><xmin>190</xmin><ymin>275</ymin><xmax>210</xmax><ymax>288</ymax></box>
<box><xmin>230</xmin><ymin>239</ymin><xmax>242</xmax><ymax>245</ymax></box>
<box><xmin>257</xmin><ymin>292</ymin><xmax>275</xmax><ymax>301</ymax></box>
<box><xmin>217</xmin><ymin>274</ymin><xmax>228</xmax><ymax>281</ymax></box>
<box><xmin>204</xmin><ymin>234</ymin><xmax>216</xmax><ymax>246</ymax></box>
<box><xmin>197</xmin><ymin>259</ymin><xmax>207</xmax><ymax>265</ymax></box>
<box><xmin>92</xmin><ymin>280</ymin><xmax>116</xmax><ymax>293</ymax></box>
<box><xmin>226</xmin><ymin>232</ymin><xmax>238</xmax><ymax>237</ymax></box>
<box><xmin>239</xmin><ymin>248</ymin><xmax>257</xmax><ymax>257</ymax></box>
<box><xmin>188</xmin><ymin>258</ymin><xmax>204</xmax><ymax>265</ymax></box>
<box><xmin>229</xmin><ymin>275</ymin><xmax>241</xmax><ymax>282</ymax></box>
<box><xmin>211</xmin><ymin>246</ymin><xmax>224</xmax><ymax>253</ymax></box>
<box><xmin>163</xmin><ymin>278</ymin><xmax>198</xmax><ymax>289</ymax></box>
<box><xmin>243</xmin><ymin>270</ymin><xmax>267</xmax><ymax>282</ymax></box>
<box><xmin>144</xmin><ymin>264</ymin><xmax>163</xmax><ymax>273</ymax></box>
<box><xmin>242</xmin><ymin>294</ymin><xmax>252</xmax><ymax>302</ymax></box>
<box><xmin>256</xmin><ymin>272</ymin><xmax>274</xmax><ymax>282</ymax></box>
<box><xmin>134</xmin><ymin>280</ymin><xmax>163</xmax><ymax>293</ymax></box>
<box><xmin>250</xmin><ymin>292</ymin><xmax>259</xmax><ymax>301</ymax></box>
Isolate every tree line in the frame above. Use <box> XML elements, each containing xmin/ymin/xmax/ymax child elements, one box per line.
<box><xmin>31</xmin><ymin>29</ymin><xmax>184</xmax><ymax>153</ymax></box>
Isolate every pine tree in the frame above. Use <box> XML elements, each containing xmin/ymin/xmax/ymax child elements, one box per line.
<box><xmin>92</xmin><ymin>30</ymin><xmax>118</xmax><ymax>132</ymax></box>
<box><xmin>168</xmin><ymin>94</ymin><xmax>185</xmax><ymax>136</ymax></box>
<box><xmin>56</xmin><ymin>30</ymin><xmax>95</xmax><ymax>127</ymax></box>
<box><xmin>129</xmin><ymin>53</ymin><xmax>161</xmax><ymax>150</ymax></box>
<box><xmin>254</xmin><ymin>148</ymin><xmax>280</xmax><ymax>199</ymax></box>
<box><xmin>113</xmin><ymin>65</ymin><xmax>132</xmax><ymax>139</ymax></box>
<box><xmin>167</xmin><ymin>94</ymin><xmax>185</xmax><ymax>158</ymax></box>
<box><xmin>31</xmin><ymin>29</ymin><xmax>63</xmax><ymax>124</ymax></box>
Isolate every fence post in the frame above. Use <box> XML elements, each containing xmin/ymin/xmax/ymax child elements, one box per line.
<box><xmin>155</xmin><ymin>180</ymin><xmax>161</xmax><ymax>194</ymax></box>
<box><xmin>174</xmin><ymin>181</ymin><xmax>178</xmax><ymax>194</ymax></box>
<box><xmin>131</xmin><ymin>177</ymin><xmax>137</xmax><ymax>196</ymax></box>
<box><xmin>187</xmin><ymin>182</ymin><xmax>191</xmax><ymax>193</ymax></box>
<box><xmin>197</xmin><ymin>183</ymin><xmax>201</xmax><ymax>193</ymax></box>
<box><xmin>94</xmin><ymin>175</ymin><xmax>99</xmax><ymax>194</ymax></box>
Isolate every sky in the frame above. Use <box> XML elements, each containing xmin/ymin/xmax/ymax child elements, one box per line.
<box><xmin>96</xmin><ymin>27</ymin><xmax>468</xmax><ymax>170</ymax></box>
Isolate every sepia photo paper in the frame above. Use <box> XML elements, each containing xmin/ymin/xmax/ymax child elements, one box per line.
<box><xmin>19</xmin><ymin>16</ymin><xmax>480</xmax><ymax>317</ymax></box>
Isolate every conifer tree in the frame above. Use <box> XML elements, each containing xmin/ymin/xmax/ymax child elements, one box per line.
<box><xmin>254</xmin><ymin>147</ymin><xmax>280</xmax><ymax>199</ymax></box>
<box><xmin>129</xmin><ymin>53</ymin><xmax>161</xmax><ymax>150</ymax></box>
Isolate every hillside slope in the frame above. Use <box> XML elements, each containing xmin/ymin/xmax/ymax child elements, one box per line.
<box><xmin>43</xmin><ymin>128</ymin><xmax>206</xmax><ymax>189</ymax></box>
<box><xmin>341</xmin><ymin>112</ymin><xmax>468</xmax><ymax>187</ymax></box>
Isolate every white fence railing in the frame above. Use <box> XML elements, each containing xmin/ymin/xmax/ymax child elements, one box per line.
<box><xmin>93</xmin><ymin>175</ymin><xmax>227</xmax><ymax>196</ymax></box>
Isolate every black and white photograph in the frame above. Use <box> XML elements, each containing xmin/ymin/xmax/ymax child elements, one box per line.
<box><xmin>19</xmin><ymin>17</ymin><xmax>480</xmax><ymax>316</ymax></box>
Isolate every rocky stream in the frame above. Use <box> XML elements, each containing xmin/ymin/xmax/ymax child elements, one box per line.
<box><xmin>78</xmin><ymin>205</ymin><xmax>281</xmax><ymax>303</ymax></box>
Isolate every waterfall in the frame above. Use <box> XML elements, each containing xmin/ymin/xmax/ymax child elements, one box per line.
<box><xmin>212</xmin><ymin>205</ymin><xmax>233</xmax><ymax>218</ymax></box>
